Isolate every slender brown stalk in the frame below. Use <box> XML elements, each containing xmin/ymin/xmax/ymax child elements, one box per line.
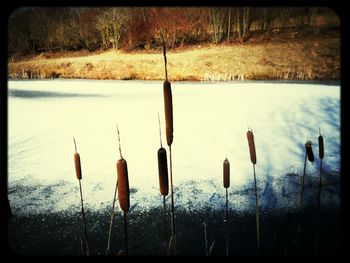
<box><xmin>123</xmin><ymin>211</ymin><xmax>128</xmax><ymax>255</ymax></box>
<box><xmin>169</xmin><ymin>145</ymin><xmax>176</xmax><ymax>253</ymax></box>
<box><xmin>253</xmin><ymin>164</ymin><xmax>260</xmax><ymax>255</ymax></box>
<box><xmin>163</xmin><ymin>195</ymin><xmax>169</xmax><ymax>254</ymax></box>
<box><xmin>158</xmin><ymin>113</ymin><xmax>162</xmax><ymax>148</ymax></box>
<box><xmin>79</xmin><ymin>179</ymin><xmax>90</xmax><ymax>256</ymax></box>
<box><xmin>160</xmin><ymin>32</ymin><xmax>168</xmax><ymax>81</ymax></box>
<box><xmin>73</xmin><ymin>137</ymin><xmax>90</xmax><ymax>256</ymax></box>
<box><xmin>315</xmin><ymin>130</ymin><xmax>324</xmax><ymax>254</ymax></box>
<box><xmin>225</xmin><ymin>187</ymin><xmax>229</xmax><ymax>256</ymax></box>
<box><xmin>300</xmin><ymin>152</ymin><xmax>307</xmax><ymax>208</ymax></box>
<box><xmin>203</xmin><ymin>221</ymin><xmax>208</xmax><ymax>256</ymax></box>
<box><xmin>106</xmin><ymin>180</ymin><xmax>118</xmax><ymax>255</ymax></box>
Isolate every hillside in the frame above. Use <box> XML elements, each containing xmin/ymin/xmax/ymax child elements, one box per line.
<box><xmin>8</xmin><ymin>32</ymin><xmax>340</xmax><ymax>81</ymax></box>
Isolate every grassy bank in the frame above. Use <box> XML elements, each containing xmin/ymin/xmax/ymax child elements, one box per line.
<box><xmin>8</xmin><ymin>33</ymin><xmax>340</xmax><ymax>82</ymax></box>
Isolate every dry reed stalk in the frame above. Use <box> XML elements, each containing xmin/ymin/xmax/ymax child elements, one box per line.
<box><xmin>246</xmin><ymin>129</ymin><xmax>260</xmax><ymax>255</ymax></box>
<box><xmin>106</xmin><ymin>179</ymin><xmax>118</xmax><ymax>255</ymax></box>
<box><xmin>73</xmin><ymin>137</ymin><xmax>90</xmax><ymax>256</ymax></box>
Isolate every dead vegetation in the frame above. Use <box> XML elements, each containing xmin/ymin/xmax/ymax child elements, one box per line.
<box><xmin>8</xmin><ymin>34</ymin><xmax>340</xmax><ymax>81</ymax></box>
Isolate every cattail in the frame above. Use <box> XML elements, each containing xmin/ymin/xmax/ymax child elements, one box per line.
<box><xmin>163</xmin><ymin>80</ymin><xmax>173</xmax><ymax>146</ymax></box>
<box><xmin>73</xmin><ymin>137</ymin><xmax>82</xmax><ymax>180</ymax></box>
<box><xmin>72</xmin><ymin>137</ymin><xmax>90</xmax><ymax>256</ymax></box>
<box><xmin>74</xmin><ymin>153</ymin><xmax>82</xmax><ymax>180</ymax></box>
<box><xmin>223</xmin><ymin>157</ymin><xmax>230</xmax><ymax>256</ymax></box>
<box><xmin>305</xmin><ymin>140</ymin><xmax>314</xmax><ymax>162</ymax></box>
<box><xmin>117</xmin><ymin>158</ymin><xmax>130</xmax><ymax>213</ymax></box>
<box><xmin>161</xmin><ymin>31</ymin><xmax>176</xmax><ymax>254</ymax></box>
<box><xmin>247</xmin><ymin>130</ymin><xmax>257</xmax><ymax>164</ymax></box>
<box><xmin>315</xmin><ymin>129</ymin><xmax>324</xmax><ymax>254</ymax></box>
<box><xmin>318</xmin><ymin>134</ymin><xmax>324</xmax><ymax>160</ymax></box>
<box><xmin>158</xmin><ymin>147</ymin><xmax>169</xmax><ymax>196</ymax></box>
<box><xmin>246</xmin><ymin>129</ymin><xmax>260</xmax><ymax>255</ymax></box>
<box><xmin>117</xmin><ymin>157</ymin><xmax>129</xmax><ymax>256</ymax></box>
<box><xmin>223</xmin><ymin>158</ymin><xmax>230</xmax><ymax>188</ymax></box>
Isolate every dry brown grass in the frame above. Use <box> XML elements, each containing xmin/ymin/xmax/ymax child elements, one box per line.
<box><xmin>8</xmin><ymin>36</ymin><xmax>340</xmax><ymax>81</ymax></box>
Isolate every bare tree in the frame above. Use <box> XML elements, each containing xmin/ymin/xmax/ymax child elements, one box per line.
<box><xmin>97</xmin><ymin>8</ymin><xmax>131</xmax><ymax>50</ymax></box>
<box><xmin>234</xmin><ymin>7</ymin><xmax>252</xmax><ymax>43</ymax></box>
<box><xmin>209</xmin><ymin>8</ymin><xmax>225</xmax><ymax>44</ymax></box>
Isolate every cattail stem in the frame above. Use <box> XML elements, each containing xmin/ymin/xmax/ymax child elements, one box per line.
<box><xmin>106</xmin><ymin>180</ymin><xmax>118</xmax><ymax>255</ymax></box>
<box><xmin>225</xmin><ymin>188</ymin><xmax>228</xmax><ymax>222</ymax></box>
<box><xmin>163</xmin><ymin>195</ymin><xmax>169</xmax><ymax>254</ymax></box>
<box><xmin>203</xmin><ymin>221</ymin><xmax>208</xmax><ymax>256</ymax></box>
<box><xmin>315</xmin><ymin>159</ymin><xmax>323</xmax><ymax>255</ymax></box>
<box><xmin>297</xmin><ymin>152</ymin><xmax>308</xmax><ymax>253</ymax></box>
<box><xmin>158</xmin><ymin>113</ymin><xmax>163</xmax><ymax>148</ymax></box>
<box><xmin>301</xmin><ymin>152</ymin><xmax>307</xmax><ymax>208</ymax></box>
<box><xmin>160</xmin><ymin>32</ymin><xmax>168</xmax><ymax>81</ymax></box>
<box><xmin>225</xmin><ymin>187</ymin><xmax>229</xmax><ymax>256</ymax></box>
<box><xmin>117</xmin><ymin>124</ymin><xmax>123</xmax><ymax>159</ymax></box>
<box><xmin>73</xmin><ymin>137</ymin><xmax>78</xmax><ymax>153</ymax></box>
<box><xmin>319</xmin><ymin>159</ymin><xmax>323</xmax><ymax>189</ymax></box>
<box><xmin>123</xmin><ymin>211</ymin><xmax>128</xmax><ymax>255</ymax></box>
<box><xmin>79</xmin><ymin>179</ymin><xmax>90</xmax><ymax>256</ymax></box>
<box><xmin>253</xmin><ymin>164</ymin><xmax>260</xmax><ymax>255</ymax></box>
<box><xmin>169</xmin><ymin>145</ymin><xmax>176</xmax><ymax>254</ymax></box>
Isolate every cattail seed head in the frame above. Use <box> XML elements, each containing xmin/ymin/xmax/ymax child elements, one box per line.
<box><xmin>247</xmin><ymin>130</ymin><xmax>257</xmax><ymax>165</ymax></box>
<box><xmin>117</xmin><ymin>158</ymin><xmax>130</xmax><ymax>213</ymax></box>
<box><xmin>163</xmin><ymin>80</ymin><xmax>173</xmax><ymax>146</ymax></box>
<box><xmin>74</xmin><ymin>153</ymin><xmax>82</xmax><ymax>180</ymax></box>
<box><xmin>305</xmin><ymin>141</ymin><xmax>315</xmax><ymax>162</ymax></box>
<box><xmin>318</xmin><ymin>135</ymin><xmax>324</xmax><ymax>159</ymax></box>
<box><xmin>158</xmin><ymin>147</ymin><xmax>169</xmax><ymax>196</ymax></box>
<box><xmin>223</xmin><ymin>158</ymin><xmax>230</xmax><ymax>188</ymax></box>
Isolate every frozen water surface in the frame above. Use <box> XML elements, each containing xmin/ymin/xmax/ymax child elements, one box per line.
<box><xmin>7</xmin><ymin>80</ymin><xmax>340</xmax><ymax>216</ymax></box>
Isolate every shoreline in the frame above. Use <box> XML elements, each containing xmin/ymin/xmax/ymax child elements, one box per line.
<box><xmin>7</xmin><ymin>78</ymin><xmax>341</xmax><ymax>86</ymax></box>
<box><xmin>8</xmin><ymin>36</ymin><xmax>340</xmax><ymax>82</ymax></box>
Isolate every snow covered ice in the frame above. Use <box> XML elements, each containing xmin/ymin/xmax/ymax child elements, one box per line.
<box><xmin>7</xmin><ymin>80</ymin><xmax>340</xmax><ymax>216</ymax></box>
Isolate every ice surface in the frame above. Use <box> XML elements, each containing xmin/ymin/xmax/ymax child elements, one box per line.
<box><xmin>7</xmin><ymin>80</ymin><xmax>340</xmax><ymax>216</ymax></box>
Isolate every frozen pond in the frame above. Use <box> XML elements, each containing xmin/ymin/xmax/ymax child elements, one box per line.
<box><xmin>7</xmin><ymin>79</ymin><xmax>341</xmax><ymax>216</ymax></box>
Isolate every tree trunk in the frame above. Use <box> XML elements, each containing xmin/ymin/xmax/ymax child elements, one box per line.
<box><xmin>227</xmin><ymin>8</ymin><xmax>231</xmax><ymax>43</ymax></box>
